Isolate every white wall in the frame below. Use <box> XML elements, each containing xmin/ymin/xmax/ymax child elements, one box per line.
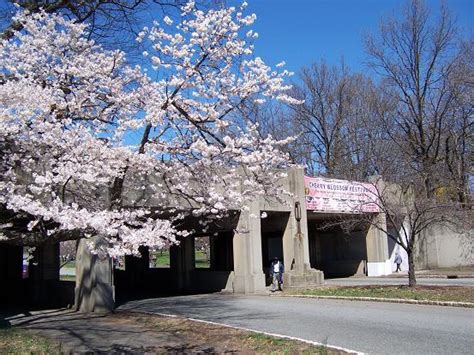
<box><xmin>418</xmin><ymin>225</ymin><xmax>473</xmax><ymax>269</ymax></box>
<box><xmin>387</xmin><ymin>221</ymin><xmax>409</xmax><ymax>272</ymax></box>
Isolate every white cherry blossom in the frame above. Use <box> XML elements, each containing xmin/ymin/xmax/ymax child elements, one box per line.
<box><xmin>0</xmin><ymin>2</ymin><xmax>299</xmax><ymax>257</ymax></box>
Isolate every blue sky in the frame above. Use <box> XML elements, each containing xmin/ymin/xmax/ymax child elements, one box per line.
<box><xmin>230</xmin><ymin>0</ymin><xmax>473</xmax><ymax>74</ymax></box>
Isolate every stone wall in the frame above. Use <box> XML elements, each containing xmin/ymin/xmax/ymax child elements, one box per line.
<box><xmin>416</xmin><ymin>224</ymin><xmax>473</xmax><ymax>269</ymax></box>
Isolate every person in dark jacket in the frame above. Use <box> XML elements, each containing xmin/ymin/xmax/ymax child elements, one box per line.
<box><xmin>270</xmin><ymin>257</ymin><xmax>284</xmax><ymax>291</ymax></box>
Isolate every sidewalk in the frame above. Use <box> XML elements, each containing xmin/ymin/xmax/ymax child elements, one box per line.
<box><xmin>386</xmin><ymin>267</ymin><xmax>474</xmax><ymax>279</ymax></box>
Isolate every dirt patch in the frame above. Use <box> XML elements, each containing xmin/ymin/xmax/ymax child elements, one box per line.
<box><xmin>110</xmin><ymin>311</ymin><xmax>348</xmax><ymax>354</ymax></box>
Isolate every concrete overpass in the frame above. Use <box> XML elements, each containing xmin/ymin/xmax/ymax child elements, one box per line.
<box><xmin>1</xmin><ymin>168</ymin><xmax>393</xmax><ymax>312</ymax></box>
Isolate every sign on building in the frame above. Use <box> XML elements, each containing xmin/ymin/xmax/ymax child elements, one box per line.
<box><xmin>304</xmin><ymin>176</ymin><xmax>380</xmax><ymax>213</ymax></box>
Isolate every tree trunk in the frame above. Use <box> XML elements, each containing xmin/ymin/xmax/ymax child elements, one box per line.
<box><xmin>407</xmin><ymin>250</ymin><xmax>417</xmax><ymax>287</ymax></box>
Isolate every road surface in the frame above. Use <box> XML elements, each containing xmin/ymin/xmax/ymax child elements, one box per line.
<box><xmin>119</xmin><ymin>294</ymin><xmax>474</xmax><ymax>354</ymax></box>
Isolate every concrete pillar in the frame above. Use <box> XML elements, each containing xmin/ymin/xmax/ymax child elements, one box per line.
<box><xmin>308</xmin><ymin>228</ymin><xmax>322</xmax><ymax>270</ymax></box>
<box><xmin>232</xmin><ymin>200</ymin><xmax>266</xmax><ymax>293</ymax></box>
<box><xmin>366</xmin><ymin>213</ymin><xmax>391</xmax><ymax>276</ymax></box>
<box><xmin>0</xmin><ymin>244</ymin><xmax>23</xmax><ymax>280</ymax></box>
<box><xmin>74</xmin><ymin>238</ymin><xmax>114</xmax><ymax>312</ymax></box>
<box><xmin>29</xmin><ymin>243</ymin><xmax>60</xmax><ymax>304</ymax></box>
<box><xmin>283</xmin><ymin>168</ymin><xmax>324</xmax><ymax>287</ymax></box>
<box><xmin>170</xmin><ymin>236</ymin><xmax>194</xmax><ymax>292</ymax></box>
<box><xmin>30</xmin><ymin>243</ymin><xmax>60</xmax><ymax>281</ymax></box>
<box><xmin>124</xmin><ymin>245</ymin><xmax>150</xmax><ymax>289</ymax></box>
<box><xmin>210</xmin><ymin>232</ymin><xmax>234</xmax><ymax>271</ymax></box>
<box><xmin>0</xmin><ymin>244</ymin><xmax>23</xmax><ymax>304</ymax></box>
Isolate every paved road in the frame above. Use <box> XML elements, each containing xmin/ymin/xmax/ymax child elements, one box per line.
<box><xmin>119</xmin><ymin>294</ymin><xmax>474</xmax><ymax>355</ymax></box>
<box><xmin>325</xmin><ymin>277</ymin><xmax>474</xmax><ymax>287</ymax></box>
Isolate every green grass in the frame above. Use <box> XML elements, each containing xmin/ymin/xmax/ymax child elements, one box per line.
<box><xmin>60</xmin><ymin>260</ymin><xmax>76</xmax><ymax>281</ymax></box>
<box><xmin>195</xmin><ymin>250</ymin><xmax>210</xmax><ymax>268</ymax></box>
<box><xmin>60</xmin><ymin>274</ymin><xmax>76</xmax><ymax>282</ymax></box>
<box><xmin>60</xmin><ymin>260</ymin><xmax>76</xmax><ymax>269</ymax></box>
<box><xmin>153</xmin><ymin>250</ymin><xmax>171</xmax><ymax>268</ymax></box>
<box><xmin>152</xmin><ymin>250</ymin><xmax>210</xmax><ymax>268</ymax></box>
<box><xmin>0</xmin><ymin>328</ymin><xmax>61</xmax><ymax>353</ymax></box>
<box><xmin>241</xmin><ymin>333</ymin><xmax>331</xmax><ymax>354</ymax></box>
<box><xmin>291</xmin><ymin>285</ymin><xmax>474</xmax><ymax>303</ymax></box>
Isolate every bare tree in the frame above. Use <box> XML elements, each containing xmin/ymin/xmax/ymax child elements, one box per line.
<box><xmin>288</xmin><ymin>62</ymin><xmax>352</xmax><ymax>176</ymax></box>
<box><xmin>287</xmin><ymin>62</ymin><xmax>398</xmax><ymax>181</ymax></box>
<box><xmin>365</xmin><ymin>0</ymin><xmax>470</xmax><ymax>200</ymax></box>
<box><xmin>195</xmin><ymin>236</ymin><xmax>210</xmax><ymax>262</ymax></box>
<box><xmin>443</xmin><ymin>38</ymin><xmax>473</xmax><ymax>205</ymax></box>
<box><xmin>353</xmin><ymin>0</ymin><xmax>474</xmax><ymax>286</ymax></box>
<box><xmin>308</xmin><ymin>0</ymin><xmax>472</xmax><ymax>287</ymax></box>
<box><xmin>328</xmin><ymin>176</ymin><xmax>471</xmax><ymax>287</ymax></box>
<box><xmin>59</xmin><ymin>240</ymin><xmax>77</xmax><ymax>267</ymax></box>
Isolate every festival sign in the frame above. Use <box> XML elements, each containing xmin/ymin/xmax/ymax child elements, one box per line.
<box><xmin>304</xmin><ymin>176</ymin><xmax>380</xmax><ymax>213</ymax></box>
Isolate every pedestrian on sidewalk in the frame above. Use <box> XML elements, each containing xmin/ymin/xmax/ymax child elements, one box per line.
<box><xmin>394</xmin><ymin>253</ymin><xmax>402</xmax><ymax>272</ymax></box>
<box><xmin>270</xmin><ymin>257</ymin><xmax>284</xmax><ymax>291</ymax></box>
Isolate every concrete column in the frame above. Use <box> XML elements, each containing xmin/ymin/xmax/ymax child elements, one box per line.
<box><xmin>29</xmin><ymin>243</ymin><xmax>60</xmax><ymax>304</ymax></box>
<box><xmin>366</xmin><ymin>213</ymin><xmax>391</xmax><ymax>276</ymax></box>
<box><xmin>232</xmin><ymin>200</ymin><xmax>266</xmax><ymax>293</ymax></box>
<box><xmin>0</xmin><ymin>244</ymin><xmax>23</xmax><ymax>280</ymax></box>
<box><xmin>124</xmin><ymin>245</ymin><xmax>150</xmax><ymax>289</ymax></box>
<box><xmin>210</xmin><ymin>235</ymin><xmax>219</xmax><ymax>270</ymax></box>
<box><xmin>74</xmin><ymin>238</ymin><xmax>114</xmax><ymax>312</ymax></box>
<box><xmin>210</xmin><ymin>232</ymin><xmax>234</xmax><ymax>271</ymax></box>
<box><xmin>170</xmin><ymin>236</ymin><xmax>194</xmax><ymax>292</ymax></box>
<box><xmin>308</xmin><ymin>228</ymin><xmax>322</xmax><ymax>270</ymax></box>
<box><xmin>283</xmin><ymin>168</ymin><xmax>324</xmax><ymax>288</ymax></box>
<box><xmin>0</xmin><ymin>244</ymin><xmax>23</xmax><ymax>304</ymax></box>
<box><xmin>30</xmin><ymin>243</ymin><xmax>60</xmax><ymax>281</ymax></box>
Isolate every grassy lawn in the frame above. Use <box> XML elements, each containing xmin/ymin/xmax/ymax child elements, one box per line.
<box><xmin>59</xmin><ymin>260</ymin><xmax>76</xmax><ymax>281</ymax></box>
<box><xmin>240</xmin><ymin>332</ymin><xmax>334</xmax><ymax>354</ymax></box>
<box><xmin>154</xmin><ymin>250</ymin><xmax>171</xmax><ymax>267</ymax></box>
<box><xmin>290</xmin><ymin>285</ymin><xmax>474</xmax><ymax>303</ymax></box>
<box><xmin>0</xmin><ymin>328</ymin><xmax>61</xmax><ymax>353</ymax></box>
<box><xmin>60</xmin><ymin>260</ymin><xmax>76</xmax><ymax>269</ymax></box>
<box><xmin>152</xmin><ymin>250</ymin><xmax>210</xmax><ymax>268</ymax></box>
<box><xmin>195</xmin><ymin>250</ymin><xmax>210</xmax><ymax>268</ymax></box>
<box><xmin>60</xmin><ymin>274</ymin><xmax>76</xmax><ymax>282</ymax></box>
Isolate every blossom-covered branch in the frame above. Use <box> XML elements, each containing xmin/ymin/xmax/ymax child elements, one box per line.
<box><xmin>0</xmin><ymin>2</ymin><xmax>299</xmax><ymax>257</ymax></box>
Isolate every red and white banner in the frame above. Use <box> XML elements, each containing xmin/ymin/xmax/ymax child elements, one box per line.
<box><xmin>304</xmin><ymin>176</ymin><xmax>380</xmax><ymax>213</ymax></box>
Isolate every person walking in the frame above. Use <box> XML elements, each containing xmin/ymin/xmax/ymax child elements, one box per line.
<box><xmin>270</xmin><ymin>257</ymin><xmax>284</xmax><ymax>291</ymax></box>
<box><xmin>394</xmin><ymin>252</ymin><xmax>402</xmax><ymax>272</ymax></box>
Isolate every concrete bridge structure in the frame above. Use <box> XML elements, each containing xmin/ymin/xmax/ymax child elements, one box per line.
<box><xmin>1</xmin><ymin>168</ymin><xmax>393</xmax><ymax>312</ymax></box>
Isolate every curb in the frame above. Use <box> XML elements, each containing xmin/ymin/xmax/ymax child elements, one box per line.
<box><xmin>384</xmin><ymin>275</ymin><xmax>474</xmax><ymax>279</ymax></box>
<box><xmin>118</xmin><ymin>309</ymin><xmax>363</xmax><ymax>354</ymax></box>
<box><xmin>270</xmin><ymin>294</ymin><xmax>474</xmax><ymax>308</ymax></box>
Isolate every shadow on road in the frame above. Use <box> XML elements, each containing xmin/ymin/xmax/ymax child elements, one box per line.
<box><xmin>118</xmin><ymin>293</ymin><xmax>277</xmax><ymax>324</ymax></box>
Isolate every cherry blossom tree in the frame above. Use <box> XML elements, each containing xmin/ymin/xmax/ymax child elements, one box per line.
<box><xmin>0</xmin><ymin>1</ymin><xmax>299</xmax><ymax>257</ymax></box>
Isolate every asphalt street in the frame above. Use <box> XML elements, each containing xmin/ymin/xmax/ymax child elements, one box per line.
<box><xmin>325</xmin><ymin>277</ymin><xmax>474</xmax><ymax>287</ymax></box>
<box><xmin>119</xmin><ymin>294</ymin><xmax>474</xmax><ymax>355</ymax></box>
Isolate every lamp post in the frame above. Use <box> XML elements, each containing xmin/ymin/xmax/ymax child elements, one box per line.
<box><xmin>292</xmin><ymin>201</ymin><xmax>305</xmax><ymax>274</ymax></box>
<box><xmin>294</xmin><ymin>201</ymin><xmax>302</xmax><ymax>237</ymax></box>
